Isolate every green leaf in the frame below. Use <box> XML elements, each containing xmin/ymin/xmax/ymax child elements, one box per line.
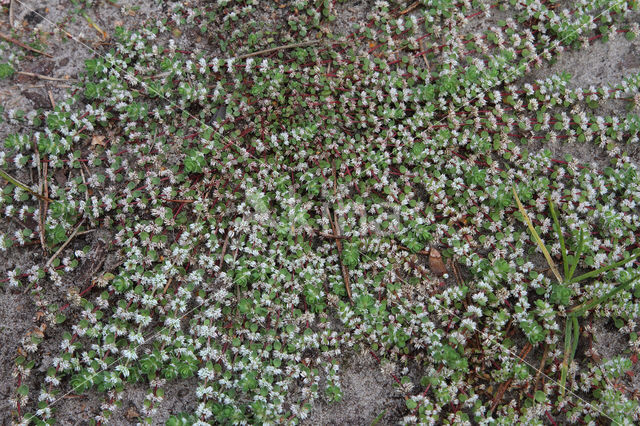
<box><xmin>48</xmin><ymin>224</ymin><xmax>67</xmax><ymax>246</ymax></box>
<box><xmin>0</xmin><ymin>63</ymin><xmax>14</xmax><ymax>79</ymax></box>
<box><xmin>17</xmin><ymin>384</ymin><xmax>29</xmax><ymax>396</ymax></box>
<box><xmin>342</xmin><ymin>242</ymin><xmax>360</xmax><ymax>267</ymax></box>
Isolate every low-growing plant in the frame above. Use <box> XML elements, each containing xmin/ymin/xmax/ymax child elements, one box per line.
<box><xmin>514</xmin><ymin>186</ymin><xmax>640</xmax><ymax>396</ymax></box>
<box><xmin>2</xmin><ymin>0</ymin><xmax>640</xmax><ymax>425</ymax></box>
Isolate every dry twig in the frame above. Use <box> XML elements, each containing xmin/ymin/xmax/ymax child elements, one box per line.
<box><xmin>418</xmin><ymin>38</ymin><xmax>430</xmax><ymax>75</ymax></box>
<box><xmin>532</xmin><ymin>344</ymin><xmax>549</xmax><ymax>393</ymax></box>
<box><xmin>18</xmin><ymin>83</ymin><xmax>73</xmax><ymax>89</ymax></box>
<box><xmin>219</xmin><ymin>231</ymin><xmax>230</xmax><ymax>268</ymax></box>
<box><xmin>330</xmin><ymin>209</ymin><xmax>352</xmax><ymax>302</ymax></box>
<box><xmin>315</xmin><ymin>230</ymin><xmax>348</xmax><ymax>240</ymax></box>
<box><xmin>0</xmin><ymin>32</ymin><xmax>52</xmax><ymax>57</ymax></box>
<box><xmin>163</xmin><ymin>198</ymin><xmax>195</xmax><ymax>203</ymax></box>
<box><xmin>398</xmin><ymin>1</ymin><xmax>419</xmax><ymax>16</ymax></box>
<box><xmin>79</xmin><ymin>166</ymin><xmax>90</xmax><ymax>205</ymax></box>
<box><xmin>162</xmin><ymin>277</ymin><xmax>174</xmax><ymax>295</ymax></box>
<box><xmin>16</xmin><ymin>71</ymin><xmax>76</xmax><ymax>82</ymax></box>
<box><xmin>9</xmin><ymin>0</ymin><xmax>15</xmax><ymax>28</ymax></box>
<box><xmin>47</xmin><ymin>87</ymin><xmax>56</xmax><ymax>109</ymax></box>
<box><xmin>32</xmin><ymin>140</ymin><xmax>47</xmax><ymax>254</ymax></box>
<box><xmin>45</xmin><ymin>218</ymin><xmax>86</xmax><ymax>269</ymax></box>
<box><xmin>490</xmin><ymin>343</ymin><xmax>532</xmax><ymax>412</ymax></box>
<box><xmin>232</xmin><ymin>40</ymin><xmax>319</xmax><ymax>61</ymax></box>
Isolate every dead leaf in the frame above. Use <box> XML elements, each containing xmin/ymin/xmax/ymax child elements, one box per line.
<box><xmin>34</xmin><ymin>311</ymin><xmax>45</xmax><ymax>321</ymax></box>
<box><xmin>429</xmin><ymin>247</ymin><xmax>448</xmax><ymax>277</ymax></box>
<box><xmin>91</xmin><ymin>135</ymin><xmax>106</xmax><ymax>147</ymax></box>
<box><xmin>54</xmin><ymin>168</ymin><xmax>67</xmax><ymax>186</ymax></box>
<box><xmin>125</xmin><ymin>407</ymin><xmax>140</xmax><ymax>419</ymax></box>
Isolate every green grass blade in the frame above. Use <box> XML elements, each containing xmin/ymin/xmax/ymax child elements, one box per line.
<box><xmin>559</xmin><ymin>317</ymin><xmax>572</xmax><ymax>396</ymax></box>
<box><xmin>570</xmin><ymin>315</ymin><xmax>579</xmax><ymax>363</ymax></box>
<box><xmin>0</xmin><ymin>168</ymin><xmax>52</xmax><ymax>202</ymax></box>
<box><xmin>371</xmin><ymin>409</ymin><xmax>387</xmax><ymax>426</ymax></box>
<box><xmin>548</xmin><ymin>196</ymin><xmax>569</xmax><ymax>279</ymax></box>
<box><xmin>571</xmin><ymin>273</ymin><xmax>640</xmax><ymax>318</ymax></box>
<box><xmin>570</xmin><ymin>251</ymin><xmax>640</xmax><ymax>284</ymax></box>
<box><xmin>512</xmin><ymin>185</ymin><xmax>563</xmax><ymax>284</ymax></box>
<box><xmin>566</xmin><ymin>227</ymin><xmax>585</xmax><ymax>282</ymax></box>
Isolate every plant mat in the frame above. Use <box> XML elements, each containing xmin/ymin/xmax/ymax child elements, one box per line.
<box><xmin>1</xmin><ymin>0</ymin><xmax>640</xmax><ymax>424</ymax></box>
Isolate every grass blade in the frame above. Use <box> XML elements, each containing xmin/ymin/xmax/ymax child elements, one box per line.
<box><xmin>0</xmin><ymin>169</ymin><xmax>53</xmax><ymax>202</ymax></box>
<box><xmin>570</xmin><ymin>251</ymin><xmax>640</xmax><ymax>284</ymax></box>
<box><xmin>548</xmin><ymin>197</ymin><xmax>569</xmax><ymax>279</ymax></box>
<box><xmin>571</xmin><ymin>273</ymin><xmax>640</xmax><ymax>317</ymax></box>
<box><xmin>559</xmin><ymin>317</ymin><xmax>572</xmax><ymax>396</ymax></box>
<box><xmin>512</xmin><ymin>185</ymin><xmax>563</xmax><ymax>284</ymax></box>
<box><xmin>566</xmin><ymin>227</ymin><xmax>585</xmax><ymax>282</ymax></box>
<box><xmin>570</xmin><ymin>315</ymin><xmax>579</xmax><ymax>363</ymax></box>
<box><xmin>371</xmin><ymin>409</ymin><xmax>387</xmax><ymax>426</ymax></box>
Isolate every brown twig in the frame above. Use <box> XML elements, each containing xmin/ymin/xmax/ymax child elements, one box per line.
<box><xmin>42</xmin><ymin>160</ymin><xmax>49</xmax><ymax>224</ymax></box>
<box><xmin>490</xmin><ymin>343</ymin><xmax>533</xmax><ymax>412</ymax></box>
<box><xmin>490</xmin><ymin>377</ymin><xmax>513</xmax><ymax>413</ymax></box>
<box><xmin>218</xmin><ymin>231</ymin><xmax>230</xmax><ymax>268</ymax></box>
<box><xmin>0</xmin><ymin>32</ymin><xmax>52</xmax><ymax>57</ymax></box>
<box><xmin>532</xmin><ymin>344</ymin><xmax>549</xmax><ymax>393</ymax></box>
<box><xmin>45</xmin><ymin>218</ymin><xmax>86</xmax><ymax>269</ymax></box>
<box><xmin>16</xmin><ymin>71</ymin><xmax>75</xmax><ymax>82</ymax></box>
<box><xmin>398</xmin><ymin>1</ymin><xmax>419</xmax><ymax>16</ymax></box>
<box><xmin>327</xmin><ymin>159</ymin><xmax>352</xmax><ymax>301</ymax></box>
<box><xmin>47</xmin><ymin>88</ymin><xmax>56</xmax><ymax>109</ymax></box>
<box><xmin>162</xmin><ymin>277</ymin><xmax>174</xmax><ymax>295</ymax></box>
<box><xmin>18</xmin><ymin>84</ymin><xmax>73</xmax><ymax>89</ymax></box>
<box><xmin>9</xmin><ymin>0</ymin><xmax>15</xmax><ymax>28</ymax></box>
<box><xmin>316</xmin><ymin>230</ymin><xmax>349</xmax><ymax>240</ymax></box>
<box><xmin>32</xmin><ymin>140</ymin><xmax>47</xmax><ymax>254</ymax></box>
<box><xmin>79</xmin><ymin>167</ymin><xmax>90</xmax><ymax>205</ymax></box>
<box><xmin>81</xmin><ymin>162</ymin><xmax>103</xmax><ymax>199</ymax></box>
<box><xmin>232</xmin><ymin>40</ymin><xmax>319</xmax><ymax>61</ymax></box>
<box><xmin>332</xmin><ymin>159</ymin><xmax>338</xmax><ymax>193</ymax></box>
<box><xmin>452</xmin><ymin>260</ymin><xmax>464</xmax><ymax>286</ymax></box>
<box><xmin>163</xmin><ymin>198</ymin><xmax>195</xmax><ymax>203</ymax></box>
<box><xmin>330</xmin><ymin>208</ymin><xmax>352</xmax><ymax>302</ymax></box>
<box><xmin>418</xmin><ymin>38</ymin><xmax>430</xmax><ymax>75</ymax></box>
